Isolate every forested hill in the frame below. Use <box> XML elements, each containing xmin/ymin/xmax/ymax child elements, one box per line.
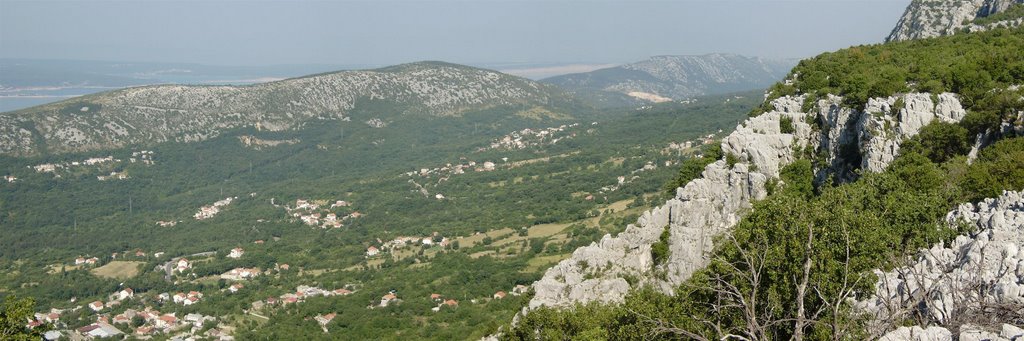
<box><xmin>542</xmin><ymin>54</ymin><xmax>795</xmax><ymax>106</ymax></box>
<box><xmin>0</xmin><ymin>61</ymin><xmax>581</xmax><ymax>157</ymax></box>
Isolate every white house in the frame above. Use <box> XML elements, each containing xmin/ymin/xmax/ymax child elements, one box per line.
<box><xmin>227</xmin><ymin>247</ymin><xmax>244</xmax><ymax>259</ymax></box>
<box><xmin>78</xmin><ymin>322</ymin><xmax>122</xmax><ymax>338</ymax></box>
<box><xmin>175</xmin><ymin>258</ymin><xmax>191</xmax><ymax>272</ymax></box>
<box><xmin>228</xmin><ymin>283</ymin><xmax>244</xmax><ymax>293</ymax></box>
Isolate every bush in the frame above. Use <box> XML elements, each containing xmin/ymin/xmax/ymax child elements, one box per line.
<box><xmin>650</xmin><ymin>226</ymin><xmax>671</xmax><ymax>266</ymax></box>
<box><xmin>909</xmin><ymin>122</ymin><xmax>970</xmax><ymax>163</ymax></box>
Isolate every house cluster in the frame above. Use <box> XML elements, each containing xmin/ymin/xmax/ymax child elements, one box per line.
<box><xmin>284</xmin><ymin>199</ymin><xmax>359</xmax><ymax>229</ymax></box>
<box><xmin>111</xmin><ymin>248</ymin><xmax>159</xmax><ymax>260</ymax></box>
<box><xmin>194</xmin><ymin>197</ymin><xmax>235</xmax><ymax>220</ymax></box>
<box><xmin>662</xmin><ymin>140</ymin><xmax>695</xmax><ymax>155</ymax></box>
<box><xmin>403</xmin><ymin>158</ymin><xmax>503</xmax><ymax>184</ymax></box>
<box><xmin>75</xmin><ymin>256</ymin><xmax>101</xmax><ymax>266</ymax></box>
<box><xmin>365</xmin><ymin>118</ymin><xmax>387</xmax><ymax>128</ymax></box>
<box><xmin>156</xmin><ymin>220</ymin><xmax>179</xmax><ymax>227</ymax></box>
<box><xmin>26</xmin><ymin>308</ymin><xmax>65</xmax><ymax>332</ymax></box>
<box><xmin>597</xmin><ymin>161</ymin><xmax>659</xmax><ymax>195</ymax></box>
<box><xmin>92</xmin><ymin>307</ymin><xmax>224</xmax><ymax>340</ymax></box>
<box><xmin>32</xmin><ymin>156</ymin><xmax>118</xmax><ymax>174</ymax></box>
<box><xmin>29</xmin><ymin>288</ymin><xmax>231</xmax><ymax>340</ymax></box>
<box><xmin>86</xmin><ymin>287</ymin><xmax>136</xmax><ymax>314</ymax></box>
<box><xmin>428</xmin><ymin>293</ymin><xmax>460</xmax><ymax>312</ymax></box>
<box><xmin>375</xmin><ymin>233</ymin><xmax>450</xmax><ymax>253</ymax></box>
<box><xmin>220</xmin><ymin>267</ymin><xmax>260</xmax><ymax>281</ymax></box>
<box><xmin>167</xmin><ymin>291</ymin><xmax>204</xmax><ymax>306</ymax></box>
<box><xmin>251</xmin><ymin>285</ymin><xmax>353</xmax><ymax>312</ymax></box>
<box><xmin>486</xmin><ymin>123</ymin><xmax>581</xmax><ymax>151</ymax></box>
<box><xmin>129</xmin><ymin>150</ymin><xmax>155</xmax><ymax>165</ymax></box>
<box><xmin>3</xmin><ymin>175</ymin><xmax>17</xmax><ymax>183</ymax></box>
<box><xmin>96</xmin><ymin>171</ymin><xmax>129</xmax><ymax>181</ymax></box>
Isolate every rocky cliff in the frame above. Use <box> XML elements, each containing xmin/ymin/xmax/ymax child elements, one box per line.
<box><xmin>860</xmin><ymin>190</ymin><xmax>1024</xmax><ymax>340</ymax></box>
<box><xmin>886</xmin><ymin>0</ymin><xmax>1024</xmax><ymax>42</ymax></box>
<box><xmin>0</xmin><ymin>62</ymin><xmax>568</xmax><ymax>156</ymax></box>
<box><xmin>527</xmin><ymin>91</ymin><xmax>968</xmax><ymax>309</ymax></box>
<box><xmin>542</xmin><ymin>54</ymin><xmax>795</xmax><ymax>104</ymax></box>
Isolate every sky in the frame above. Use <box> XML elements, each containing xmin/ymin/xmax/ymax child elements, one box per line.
<box><xmin>0</xmin><ymin>0</ymin><xmax>911</xmax><ymax>67</ymax></box>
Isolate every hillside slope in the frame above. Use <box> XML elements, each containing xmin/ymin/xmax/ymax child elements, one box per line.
<box><xmin>505</xmin><ymin>23</ymin><xmax>1024</xmax><ymax>341</ymax></box>
<box><xmin>542</xmin><ymin>54</ymin><xmax>794</xmax><ymax>104</ymax></box>
<box><xmin>0</xmin><ymin>62</ymin><xmax>576</xmax><ymax>156</ymax></box>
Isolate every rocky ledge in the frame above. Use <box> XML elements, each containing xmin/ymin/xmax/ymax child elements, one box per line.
<box><xmin>526</xmin><ymin>91</ymin><xmax>969</xmax><ymax>310</ymax></box>
<box><xmin>861</xmin><ymin>190</ymin><xmax>1024</xmax><ymax>340</ymax></box>
<box><xmin>887</xmin><ymin>0</ymin><xmax>1024</xmax><ymax>42</ymax></box>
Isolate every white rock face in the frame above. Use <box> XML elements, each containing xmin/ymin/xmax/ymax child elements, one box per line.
<box><xmin>858</xmin><ymin>93</ymin><xmax>966</xmax><ymax>173</ymax></box>
<box><xmin>526</xmin><ymin>92</ymin><xmax>965</xmax><ymax>310</ymax></box>
<box><xmin>887</xmin><ymin>0</ymin><xmax>1024</xmax><ymax>42</ymax></box>
<box><xmin>879</xmin><ymin>326</ymin><xmax>953</xmax><ymax>341</ymax></box>
<box><xmin>858</xmin><ymin>190</ymin><xmax>1024</xmax><ymax>338</ymax></box>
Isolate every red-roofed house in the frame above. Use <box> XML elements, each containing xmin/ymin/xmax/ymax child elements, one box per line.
<box><xmin>229</xmin><ymin>283</ymin><xmax>244</xmax><ymax>293</ymax></box>
<box><xmin>156</xmin><ymin>314</ymin><xmax>177</xmax><ymax>328</ymax></box>
<box><xmin>380</xmin><ymin>293</ymin><xmax>397</xmax><ymax>307</ymax></box>
<box><xmin>493</xmin><ymin>291</ymin><xmax>507</xmax><ymax>299</ymax></box>
<box><xmin>135</xmin><ymin>326</ymin><xmax>154</xmax><ymax>335</ymax></box>
<box><xmin>118</xmin><ymin>288</ymin><xmax>134</xmax><ymax>300</ymax></box>
<box><xmin>227</xmin><ymin>247</ymin><xmax>244</xmax><ymax>259</ymax></box>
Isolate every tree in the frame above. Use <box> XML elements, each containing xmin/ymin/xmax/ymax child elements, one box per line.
<box><xmin>1</xmin><ymin>296</ymin><xmax>49</xmax><ymax>340</ymax></box>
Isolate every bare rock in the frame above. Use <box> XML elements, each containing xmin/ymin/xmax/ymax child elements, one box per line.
<box><xmin>879</xmin><ymin>326</ymin><xmax>953</xmax><ymax>341</ymax></box>
<box><xmin>857</xmin><ymin>190</ymin><xmax>1024</xmax><ymax>336</ymax></box>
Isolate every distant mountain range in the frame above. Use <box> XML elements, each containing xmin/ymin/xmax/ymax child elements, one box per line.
<box><xmin>542</xmin><ymin>54</ymin><xmax>796</xmax><ymax>106</ymax></box>
<box><xmin>0</xmin><ymin>62</ymin><xmax>578</xmax><ymax>156</ymax></box>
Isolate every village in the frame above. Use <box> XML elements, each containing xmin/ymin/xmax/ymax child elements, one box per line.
<box><xmin>279</xmin><ymin>198</ymin><xmax>362</xmax><ymax>229</ymax></box>
<box><xmin>482</xmin><ymin>123</ymin><xmax>582</xmax><ymax>151</ymax></box>
<box><xmin>25</xmin><ymin>150</ymin><xmax>156</xmax><ymax>180</ymax></box>
<box><xmin>27</xmin><ymin>231</ymin><xmax>537</xmax><ymax>340</ymax></box>
<box><xmin>193</xmin><ymin>197</ymin><xmax>235</xmax><ymax>220</ymax></box>
<box><xmin>7</xmin><ymin>115</ymin><xmax>700</xmax><ymax>340</ymax></box>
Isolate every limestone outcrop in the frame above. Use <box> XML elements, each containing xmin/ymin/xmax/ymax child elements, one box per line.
<box><xmin>526</xmin><ymin>92</ymin><xmax>968</xmax><ymax>309</ymax></box>
<box><xmin>859</xmin><ymin>190</ymin><xmax>1024</xmax><ymax>339</ymax></box>
<box><xmin>887</xmin><ymin>0</ymin><xmax>1024</xmax><ymax>42</ymax></box>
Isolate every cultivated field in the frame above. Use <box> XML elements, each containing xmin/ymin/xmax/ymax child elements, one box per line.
<box><xmin>91</xmin><ymin>261</ymin><xmax>145</xmax><ymax>279</ymax></box>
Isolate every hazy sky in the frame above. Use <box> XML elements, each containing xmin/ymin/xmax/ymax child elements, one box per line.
<box><xmin>0</xmin><ymin>0</ymin><xmax>911</xmax><ymax>67</ymax></box>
